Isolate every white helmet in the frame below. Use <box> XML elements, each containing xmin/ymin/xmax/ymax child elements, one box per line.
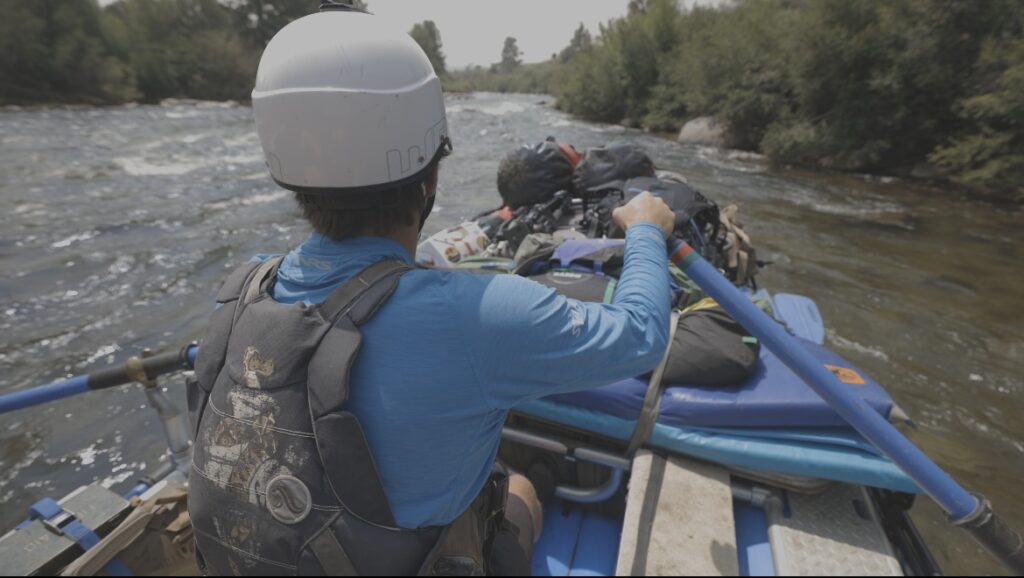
<box><xmin>252</xmin><ymin>4</ymin><xmax>450</xmax><ymax>201</ymax></box>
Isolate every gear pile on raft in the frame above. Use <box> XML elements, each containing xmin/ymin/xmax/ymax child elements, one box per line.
<box><xmin>409</xmin><ymin>139</ymin><xmax>937</xmax><ymax>575</ymax></box>
<box><xmin>417</xmin><ymin>137</ymin><xmax>922</xmax><ymax>498</ymax></box>
<box><xmin>422</xmin><ymin>139</ymin><xmax>781</xmax><ymax>392</ymax></box>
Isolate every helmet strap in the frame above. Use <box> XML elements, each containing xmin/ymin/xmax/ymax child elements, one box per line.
<box><xmin>418</xmin><ymin>183</ymin><xmax>435</xmax><ymax>233</ymax></box>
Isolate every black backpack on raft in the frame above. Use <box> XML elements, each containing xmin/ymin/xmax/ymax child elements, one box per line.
<box><xmin>573</xmin><ymin>142</ymin><xmax>655</xmax><ymax>195</ymax></box>
<box><xmin>497</xmin><ymin>139</ymin><xmax>579</xmax><ymax>207</ymax></box>
<box><xmin>664</xmin><ymin>305</ymin><xmax>761</xmax><ymax>386</ymax></box>
<box><xmin>604</xmin><ymin>176</ymin><xmax>721</xmax><ymax>258</ymax></box>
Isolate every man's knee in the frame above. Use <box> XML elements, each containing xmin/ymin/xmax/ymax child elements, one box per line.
<box><xmin>508</xmin><ymin>474</ymin><xmax>543</xmax><ymax>544</ymax></box>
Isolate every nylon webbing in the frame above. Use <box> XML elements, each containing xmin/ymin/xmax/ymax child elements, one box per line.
<box><xmin>309</xmin><ymin>527</ymin><xmax>358</xmax><ymax>576</ymax></box>
<box><xmin>243</xmin><ymin>257</ymin><xmax>285</xmax><ymax>306</ymax></box>
<box><xmin>318</xmin><ymin>260</ymin><xmax>411</xmax><ymax>323</ymax></box>
<box><xmin>626</xmin><ymin>311</ymin><xmax>681</xmax><ymax>456</ymax></box>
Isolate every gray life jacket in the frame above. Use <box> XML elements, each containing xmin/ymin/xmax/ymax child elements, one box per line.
<box><xmin>188</xmin><ymin>258</ymin><xmax>498</xmax><ymax>576</ymax></box>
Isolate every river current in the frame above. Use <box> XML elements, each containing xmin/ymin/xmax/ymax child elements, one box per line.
<box><xmin>0</xmin><ymin>93</ymin><xmax>1021</xmax><ymax>574</ymax></box>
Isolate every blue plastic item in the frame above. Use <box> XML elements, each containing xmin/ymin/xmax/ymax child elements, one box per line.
<box><xmin>734</xmin><ymin>499</ymin><xmax>775</xmax><ymax>576</ymax></box>
<box><xmin>545</xmin><ymin>338</ymin><xmax>895</xmax><ymax>429</ymax></box>
<box><xmin>515</xmin><ymin>399</ymin><xmax>921</xmax><ymax>494</ymax></box>
<box><xmin>550</xmin><ymin>239</ymin><xmax>625</xmax><ymax>274</ymax></box>
<box><xmin>531</xmin><ymin>502</ymin><xmax>622</xmax><ymax>577</ymax></box>
<box><xmin>772</xmin><ymin>294</ymin><xmax>825</xmax><ymax>344</ymax></box>
<box><xmin>569</xmin><ymin>511</ymin><xmax>621</xmax><ymax>576</ymax></box>
<box><xmin>532</xmin><ymin>504</ymin><xmax>583</xmax><ymax>576</ymax></box>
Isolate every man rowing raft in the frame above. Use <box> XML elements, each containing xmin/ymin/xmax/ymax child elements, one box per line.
<box><xmin>187</xmin><ymin>3</ymin><xmax>675</xmax><ymax>575</ymax></box>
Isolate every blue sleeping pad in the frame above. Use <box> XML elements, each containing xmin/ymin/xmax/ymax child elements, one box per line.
<box><xmin>772</xmin><ymin>293</ymin><xmax>825</xmax><ymax>345</ymax></box>
<box><xmin>516</xmin><ymin>399</ymin><xmax>920</xmax><ymax>494</ymax></box>
<box><xmin>544</xmin><ymin>337</ymin><xmax>894</xmax><ymax>428</ymax></box>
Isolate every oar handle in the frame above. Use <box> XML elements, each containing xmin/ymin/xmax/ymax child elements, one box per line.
<box><xmin>0</xmin><ymin>343</ymin><xmax>198</xmax><ymax>415</ymax></box>
<box><xmin>667</xmin><ymin>238</ymin><xmax>1024</xmax><ymax>574</ymax></box>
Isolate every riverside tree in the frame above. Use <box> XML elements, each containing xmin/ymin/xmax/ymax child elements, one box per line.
<box><xmin>410</xmin><ymin>20</ymin><xmax>447</xmax><ymax>78</ymax></box>
<box><xmin>498</xmin><ymin>37</ymin><xmax>522</xmax><ymax>73</ymax></box>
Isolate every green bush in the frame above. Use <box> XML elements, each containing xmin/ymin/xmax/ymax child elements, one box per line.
<box><xmin>931</xmin><ymin>36</ymin><xmax>1024</xmax><ymax>199</ymax></box>
<box><xmin>549</xmin><ymin>0</ymin><xmax>1024</xmax><ymax>199</ymax></box>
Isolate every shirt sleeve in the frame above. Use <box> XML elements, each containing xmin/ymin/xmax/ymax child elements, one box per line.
<box><xmin>465</xmin><ymin>223</ymin><xmax>672</xmax><ymax>410</ymax></box>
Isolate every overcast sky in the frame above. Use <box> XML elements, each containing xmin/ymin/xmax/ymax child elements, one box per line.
<box><xmin>369</xmin><ymin>0</ymin><xmax>724</xmax><ymax>68</ymax></box>
<box><xmin>369</xmin><ymin>1</ymin><xmax>631</xmax><ymax>69</ymax></box>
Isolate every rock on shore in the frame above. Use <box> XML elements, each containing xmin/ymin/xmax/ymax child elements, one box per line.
<box><xmin>678</xmin><ymin>117</ymin><xmax>728</xmax><ymax>147</ymax></box>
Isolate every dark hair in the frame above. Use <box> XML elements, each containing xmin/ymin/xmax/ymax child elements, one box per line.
<box><xmin>294</xmin><ymin>162</ymin><xmax>439</xmax><ymax>240</ymax></box>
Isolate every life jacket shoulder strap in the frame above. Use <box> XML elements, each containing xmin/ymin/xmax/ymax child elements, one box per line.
<box><xmin>307</xmin><ymin>259</ymin><xmax>411</xmax><ymax>527</ymax></box>
<box><xmin>214</xmin><ymin>258</ymin><xmax>274</xmax><ymax>304</ymax></box>
<box><xmin>318</xmin><ymin>259</ymin><xmax>412</xmax><ymax>324</ymax></box>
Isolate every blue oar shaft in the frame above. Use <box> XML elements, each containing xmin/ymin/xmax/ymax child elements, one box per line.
<box><xmin>0</xmin><ymin>375</ymin><xmax>91</xmax><ymax>414</ymax></box>
<box><xmin>670</xmin><ymin>240</ymin><xmax>1024</xmax><ymax>573</ymax></box>
<box><xmin>0</xmin><ymin>344</ymin><xmax>198</xmax><ymax>415</ymax></box>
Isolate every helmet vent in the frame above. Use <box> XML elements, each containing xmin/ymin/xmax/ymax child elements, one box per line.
<box><xmin>319</xmin><ymin>1</ymin><xmax>370</xmax><ymax>14</ymax></box>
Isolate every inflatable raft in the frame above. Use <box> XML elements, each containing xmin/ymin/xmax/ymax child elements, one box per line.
<box><xmin>0</xmin><ymin>208</ymin><xmax>943</xmax><ymax>575</ymax></box>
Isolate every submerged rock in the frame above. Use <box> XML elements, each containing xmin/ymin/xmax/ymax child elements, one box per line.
<box><xmin>678</xmin><ymin>117</ymin><xmax>727</xmax><ymax>147</ymax></box>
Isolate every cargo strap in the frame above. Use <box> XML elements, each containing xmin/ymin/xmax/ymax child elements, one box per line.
<box><xmin>60</xmin><ymin>489</ymin><xmax>189</xmax><ymax>577</ymax></box>
<box><xmin>28</xmin><ymin>498</ymin><xmax>133</xmax><ymax>576</ymax></box>
<box><xmin>308</xmin><ymin>528</ymin><xmax>358</xmax><ymax>576</ymax></box>
<box><xmin>626</xmin><ymin>311</ymin><xmax>681</xmax><ymax>456</ymax></box>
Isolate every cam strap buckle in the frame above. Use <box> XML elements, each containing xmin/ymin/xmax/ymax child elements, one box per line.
<box><xmin>31</xmin><ymin>499</ymin><xmax>90</xmax><ymax>542</ymax></box>
<box><xmin>28</xmin><ymin>498</ymin><xmax>133</xmax><ymax>576</ymax></box>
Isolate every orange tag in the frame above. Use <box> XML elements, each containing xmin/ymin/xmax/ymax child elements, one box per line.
<box><xmin>826</xmin><ymin>364</ymin><xmax>866</xmax><ymax>385</ymax></box>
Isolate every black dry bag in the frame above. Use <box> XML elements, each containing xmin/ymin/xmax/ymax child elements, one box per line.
<box><xmin>497</xmin><ymin>140</ymin><xmax>576</xmax><ymax>207</ymax></box>
<box><xmin>664</xmin><ymin>307</ymin><xmax>761</xmax><ymax>386</ymax></box>
<box><xmin>573</xmin><ymin>143</ymin><xmax>655</xmax><ymax>195</ymax></box>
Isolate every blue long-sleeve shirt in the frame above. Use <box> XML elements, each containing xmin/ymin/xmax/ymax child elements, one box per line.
<box><xmin>265</xmin><ymin>223</ymin><xmax>670</xmax><ymax>528</ymax></box>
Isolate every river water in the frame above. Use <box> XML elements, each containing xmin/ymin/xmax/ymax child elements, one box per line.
<box><xmin>0</xmin><ymin>93</ymin><xmax>1020</xmax><ymax>574</ymax></box>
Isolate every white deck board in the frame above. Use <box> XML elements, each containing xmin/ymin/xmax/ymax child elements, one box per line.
<box><xmin>617</xmin><ymin>451</ymin><xmax>739</xmax><ymax>576</ymax></box>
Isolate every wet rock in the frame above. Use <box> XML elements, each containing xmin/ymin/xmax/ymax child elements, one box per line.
<box><xmin>678</xmin><ymin>117</ymin><xmax>727</xmax><ymax>147</ymax></box>
<box><xmin>621</xmin><ymin>117</ymin><xmax>642</xmax><ymax>129</ymax></box>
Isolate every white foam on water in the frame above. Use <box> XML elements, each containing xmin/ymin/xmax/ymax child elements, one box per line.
<box><xmin>478</xmin><ymin>102</ymin><xmax>526</xmax><ymax>116</ymax></box>
<box><xmin>14</xmin><ymin>203</ymin><xmax>45</xmax><ymax>215</ymax></box>
<box><xmin>182</xmin><ymin>133</ymin><xmax>209</xmax><ymax>144</ymax></box>
<box><xmin>694</xmin><ymin>145</ymin><xmax>766</xmax><ymax>174</ymax></box>
<box><xmin>78</xmin><ymin>444</ymin><xmax>98</xmax><ymax>466</ymax></box>
<box><xmin>108</xmin><ymin>255</ymin><xmax>135</xmax><ymax>275</ymax></box>
<box><xmin>117</xmin><ymin>156</ymin><xmax>206</xmax><ymax>176</ymax></box>
<box><xmin>221</xmin><ymin>153</ymin><xmax>263</xmax><ymax>165</ymax></box>
<box><xmin>827</xmin><ymin>330</ymin><xmax>891</xmax><ymax>362</ymax></box>
<box><xmin>51</xmin><ymin>230</ymin><xmax>98</xmax><ymax>248</ymax></box>
<box><xmin>100</xmin><ymin>471</ymin><xmax>134</xmax><ymax>489</ymax></box>
<box><xmin>206</xmin><ymin>190</ymin><xmax>289</xmax><ymax>210</ymax></box>
<box><xmin>164</xmin><ymin>110</ymin><xmax>204</xmax><ymax>120</ymax></box>
<box><xmin>222</xmin><ymin>132</ymin><xmax>260</xmax><ymax>148</ymax></box>
<box><xmin>83</xmin><ymin>343</ymin><xmax>121</xmax><ymax>366</ymax></box>
<box><xmin>543</xmin><ymin>119</ymin><xmax>573</xmax><ymax>128</ymax></box>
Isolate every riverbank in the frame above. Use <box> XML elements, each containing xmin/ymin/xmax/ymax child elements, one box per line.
<box><xmin>540</xmin><ymin>0</ymin><xmax>1024</xmax><ymax>204</ymax></box>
